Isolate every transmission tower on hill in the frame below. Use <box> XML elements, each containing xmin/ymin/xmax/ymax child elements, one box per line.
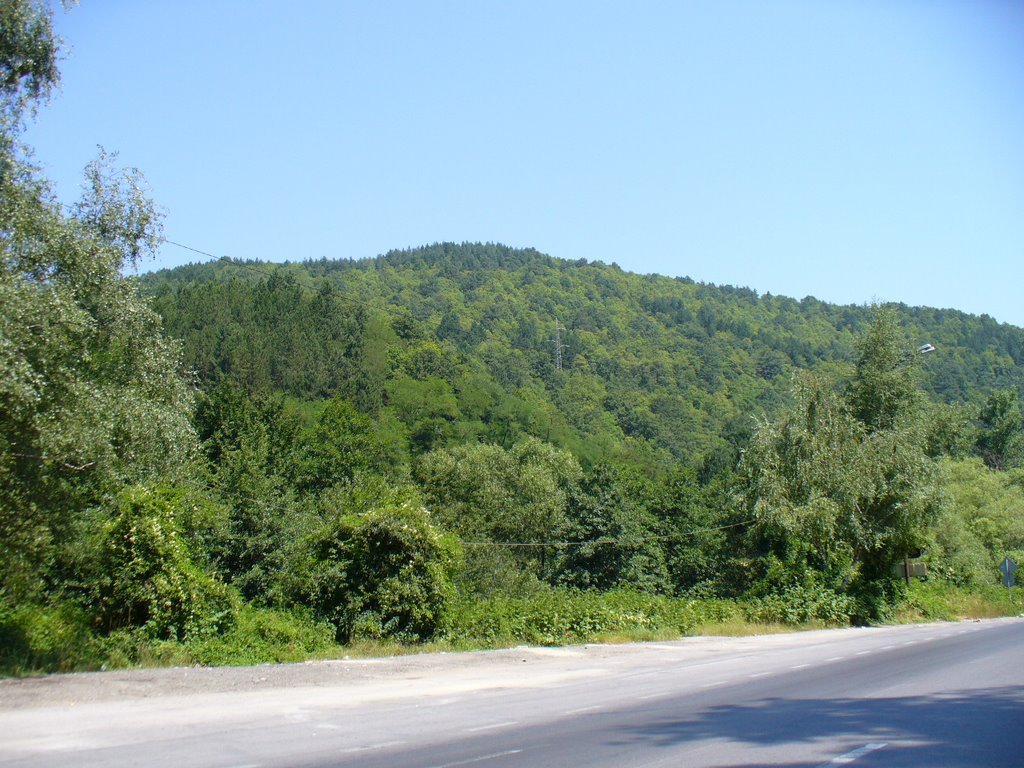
<box><xmin>552</xmin><ymin>319</ymin><xmax>567</xmax><ymax>371</ymax></box>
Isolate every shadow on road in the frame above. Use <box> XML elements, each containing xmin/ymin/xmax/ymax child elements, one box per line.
<box><xmin>607</xmin><ymin>685</ymin><xmax>1024</xmax><ymax>767</ymax></box>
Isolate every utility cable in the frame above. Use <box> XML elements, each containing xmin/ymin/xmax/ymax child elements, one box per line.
<box><xmin>459</xmin><ymin>519</ymin><xmax>754</xmax><ymax>549</ymax></box>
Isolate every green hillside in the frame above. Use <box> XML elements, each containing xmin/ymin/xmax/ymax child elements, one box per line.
<box><xmin>143</xmin><ymin>242</ymin><xmax>1024</xmax><ymax>471</ymax></box>
<box><xmin>4</xmin><ymin>0</ymin><xmax>1024</xmax><ymax>675</ymax></box>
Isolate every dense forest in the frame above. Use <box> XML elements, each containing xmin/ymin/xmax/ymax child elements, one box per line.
<box><xmin>145</xmin><ymin>242</ymin><xmax>1024</xmax><ymax>472</ymax></box>
<box><xmin>2</xmin><ymin>0</ymin><xmax>1023</xmax><ymax>673</ymax></box>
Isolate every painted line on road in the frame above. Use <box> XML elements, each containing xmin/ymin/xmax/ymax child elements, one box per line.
<box><xmin>701</xmin><ymin>681</ymin><xmax>727</xmax><ymax>688</ymax></box>
<box><xmin>903</xmin><ymin>641</ymin><xmax>917</xmax><ymax>646</ymax></box>
<box><xmin>818</xmin><ymin>742</ymin><xmax>887</xmax><ymax>766</ymax></box>
<box><xmin>340</xmin><ymin>741</ymin><xmax>406</xmax><ymax>754</ymax></box>
<box><xmin>636</xmin><ymin>692</ymin><xmax>670</xmax><ymax>700</ymax></box>
<box><xmin>791</xmin><ymin>664</ymin><xmax>810</xmax><ymax>670</ymax></box>
<box><xmin>465</xmin><ymin>721</ymin><xmax>518</xmax><ymax>733</ymax></box>
<box><xmin>855</xmin><ymin>650</ymin><xmax>871</xmax><ymax>656</ymax></box>
<box><xmin>564</xmin><ymin>705</ymin><xmax>601</xmax><ymax>715</ymax></box>
<box><xmin>880</xmin><ymin>645</ymin><xmax>895</xmax><ymax>650</ymax></box>
<box><xmin>748</xmin><ymin>671</ymin><xmax>771</xmax><ymax>678</ymax></box>
<box><xmin>826</xmin><ymin>656</ymin><xmax>845</xmax><ymax>662</ymax></box>
<box><xmin>428</xmin><ymin>749</ymin><xmax>523</xmax><ymax>768</ymax></box>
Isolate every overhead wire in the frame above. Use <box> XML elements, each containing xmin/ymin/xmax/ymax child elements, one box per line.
<box><xmin>162</xmin><ymin>237</ymin><xmax>407</xmax><ymax>320</ymax></box>
<box><xmin>459</xmin><ymin>518</ymin><xmax>754</xmax><ymax>549</ymax></box>
<box><xmin>160</xmin><ymin>237</ymin><xmax>759</xmax><ymax>550</ymax></box>
<box><xmin>179</xmin><ymin>467</ymin><xmax>754</xmax><ymax>549</ymax></box>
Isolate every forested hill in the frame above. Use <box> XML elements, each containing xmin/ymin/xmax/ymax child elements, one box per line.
<box><xmin>9</xmin><ymin>0</ymin><xmax>1024</xmax><ymax>675</ymax></box>
<box><xmin>143</xmin><ymin>242</ymin><xmax>1024</xmax><ymax>470</ymax></box>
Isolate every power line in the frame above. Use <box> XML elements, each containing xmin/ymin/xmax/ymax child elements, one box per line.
<box><xmin>162</xmin><ymin>238</ymin><xmax>403</xmax><ymax>319</ymax></box>
<box><xmin>460</xmin><ymin>519</ymin><xmax>753</xmax><ymax>549</ymax></box>
<box><xmin>164</xmin><ymin>239</ymin><xmax>220</xmax><ymax>260</ymax></box>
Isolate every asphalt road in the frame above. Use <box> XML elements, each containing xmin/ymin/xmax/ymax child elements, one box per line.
<box><xmin>2</xmin><ymin>618</ymin><xmax>1022</xmax><ymax>767</ymax></box>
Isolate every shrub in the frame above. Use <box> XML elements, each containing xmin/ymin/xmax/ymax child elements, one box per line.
<box><xmin>298</xmin><ymin>501</ymin><xmax>461</xmax><ymax>642</ymax></box>
<box><xmin>0</xmin><ymin>597</ymin><xmax>97</xmax><ymax>675</ymax></box>
<box><xmin>444</xmin><ymin>588</ymin><xmax>737</xmax><ymax>646</ymax></box>
<box><xmin>186</xmin><ymin>605</ymin><xmax>336</xmax><ymax>666</ymax></box>
<box><xmin>743</xmin><ymin>557</ymin><xmax>855</xmax><ymax>626</ymax></box>
<box><xmin>898</xmin><ymin>580</ymin><xmax>1024</xmax><ymax>622</ymax></box>
<box><xmin>743</xmin><ymin>584</ymin><xmax>855</xmax><ymax>626</ymax></box>
<box><xmin>95</xmin><ymin>485</ymin><xmax>238</xmax><ymax>640</ymax></box>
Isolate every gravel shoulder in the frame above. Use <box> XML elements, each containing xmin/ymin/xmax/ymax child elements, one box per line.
<box><xmin>0</xmin><ymin>623</ymin><xmax>945</xmax><ymax>711</ymax></box>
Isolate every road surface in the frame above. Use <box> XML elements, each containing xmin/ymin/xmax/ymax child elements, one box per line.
<box><xmin>2</xmin><ymin>618</ymin><xmax>1022</xmax><ymax>767</ymax></box>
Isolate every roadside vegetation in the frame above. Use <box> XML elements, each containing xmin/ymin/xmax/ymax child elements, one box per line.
<box><xmin>2</xmin><ymin>0</ymin><xmax>1023</xmax><ymax>677</ymax></box>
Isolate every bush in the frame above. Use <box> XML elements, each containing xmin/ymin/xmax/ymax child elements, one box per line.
<box><xmin>0</xmin><ymin>597</ymin><xmax>98</xmax><ymax>675</ymax></box>
<box><xmin>297</xmin><ymin>501</ymin><xmax>461</xmax><ymax>642</ymax></box>
<box><xmin>185</xmin><ymin>605</ymin><xmax>336</xmax><ymax>666</ymax></box>
<box><xmin>743</xmin><ymin>584</ymin><xmax>855</xmax><ymax>626</ymax></box>
<box><xmin>743</xmin><ymin>557</ymin><xmax>855</xmax><ymax>626</ymax></box>
<box><xmin>95</xmin><ymin>485</ymin><xmax>238</xmax><ymax>640</ymax></box>
<box><xmin>444</xmin><ymin>588</ymin><xmax>737</xmax><ymax>646</ymax></box>
<box><xmin>898</xmin><ymin>580</ymin><xmax>1024</xmax><ymax>622</ymax></box>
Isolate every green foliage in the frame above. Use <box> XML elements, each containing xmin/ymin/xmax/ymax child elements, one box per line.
<box><xmin>6</xmin><ymin>5</ymin><xmax>1024</xmax><ymax>666</ymax></box>
<box><xmin>415</xmin><ymin>438</ymin><xmax>581</xmax><ymax>543</ymax></box>
<box><xmin>898</xmin><ymin>579</ymin><xmax>1024</xmax><ymax>622</ymax></box>
<box><xmin>298</xmin><ymin>397</ymin><xmax>392</xmax><ymax>489</ymax></box>
<box><xmin>150</xmin><ymin>273</ymin><xmax>368</xmax><ymax>400</ymax></box>
<box><xmin>745</xmin><ymin>311</ymin><xmax>946</xmax><ymax>618</ymax></box>
<box><xmin>925</xmin><ymin>506</ymin><xmax>991</xmax><ymax>587</ymax></box>
<box><xmin>926</xmin><ymin>457</ymin><xmax>1024</xmax><ymax>585</ymax></box>
<box><xmin>924</xmin><ymin>401</ymin><xmax>977</xmax><ymax>458</ymax></box>
<box><xmin>144</xmin><ymin>244</ymin><xmax>1024</xmax><ymax>488</ymax></box>
<box><xmin>414</xmin><ymin>438</ymin><xmax>582</xmax><ymax>588</ymax></box>
<box><xmin>94</xmin><ymin>486</ymin><xmax>237</xmax><ymax>640</ymax></box>
<box><xmin>848</xmin><ymin>308</ymin><xmax>920</xmax><ymax>432</ymax></box>
<box><xmin>0</xmin><ymin>596</ymin><xmax>96</xmax><ymax>675</ymax></box>
<box><xmin>557</xmin><ymin>464</ymin><xmax>668</xmax><ymax>592</ymax></box>
<box><xmin>296</xmin><ymin>497</ymin><xmax>461</xmax><ymax>642</ymax></box>
<box><xmin>744</xmin><ymin>558</ymin><xmax>855</xmax><ymax>625</ymax></box>
<box><xmin>644</xmin><ymin>466</ymin><xmax>738</xmax><ymax>595</ymax></box>
<box><xmin>444</xmin><ymin>588</ymin><xmax>738</xmax><ymax>646</ymax></box>
<box><xmin>975</xmin><ymin>389</ymin><xmax>1023</xmax><ymax>470</ymax></box>
<box><xmin>0</xmin><ymin>5</ymin><xmax>196</xmax><ymax>604</ymax></box>
<box><xmin>0</xmin><ymin>0</ymin><xmax>60</xmax><ymax>121</ymax></box>
<box><xmin>184</xmin><ymin>605</ymin><xmax>335</xmax><ymax>667</ymax></box>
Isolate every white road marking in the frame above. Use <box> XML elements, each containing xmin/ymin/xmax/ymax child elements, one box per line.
<box><xmin>903</xmin><ymin>641</ymin><xmax>917</xmax><ymax>646</ymax></box>
<box><xmin>465</xmin><ymin>721</ymin><xmax>518</xmax><ymax>733</ymax></box>
<box><xmin>339</xmin><ymin>740</ymin><xmax>406</xmax><ymax>754</ymax></box>
<box><xmin>880</xmin><ymin>645</ymin><xmax>895</xmax><ymax>650</ymax></box>
<box><xmin>429</xmin><ymin>749</ymin><xmax>523</xmax><ymax>768</ymax></box>
<box><xmin>791</xmin><ymin>664</ymin><xmax>810</xmax><ymax>670</ymax></box>
<box><xmin>826</xmin><ymin>656</ymin><xmax>845</xmax><ymax>662</ymax></box>
<box><xmin>636</xmin><ymin>692</ymin><xmax>670</xmax><ymax>700</ymax></box>
<box><xmin>701</xmin><ymin>681</ymin><xmax>726</xmax><ymax>688</ymax></box>
<box><xmin>818</xmin><ymin>742</ymin><xmax>887</xmax><ymax>766</ymax></box>
<box><xmin>564</xmin><ymin>705</ymin><xmax>601</xmax><ymax>715</ymax></box>
<box><xmin>748</xmin><ymin>671</ymin><xmax>771</xmax><ymax>678</ymax></box>
<box><xmin>855</xmin><ymin>651</ymin><xmax>871</xmax><ymax>656</ymax></box>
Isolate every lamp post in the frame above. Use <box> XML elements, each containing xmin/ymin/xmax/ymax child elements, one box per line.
<box><xmin>900</xmin><ymin>341</ymin><xmax>934</xmax><ymax>586</ymax></box>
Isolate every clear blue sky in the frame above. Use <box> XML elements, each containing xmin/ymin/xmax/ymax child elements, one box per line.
<box><xmin>26</xmin><ymin>1</ymin><xmax>1024</xmax><ymax>327</ymax></box>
